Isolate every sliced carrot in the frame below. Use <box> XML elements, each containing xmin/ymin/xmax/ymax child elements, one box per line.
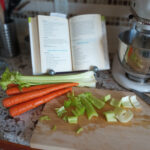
<box><xmin>9</xmin><ymin>87</ymin><xmax>72</xmax><ymax>117</ymax></box>
<box><xmin>6</xmin><ymin>84</ymin><xmax>56</xmax><ymax>96</ymax></box>
<box><xmin>3</xmin><ymin>83</ymin><xmax>78</xmax><ymax>108</ymax></box>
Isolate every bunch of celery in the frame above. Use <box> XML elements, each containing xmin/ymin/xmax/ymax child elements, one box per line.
<box><xmin>0</xmin><ymin>68</ymin><xmax>96</xmax><ymax>90</ymax></box>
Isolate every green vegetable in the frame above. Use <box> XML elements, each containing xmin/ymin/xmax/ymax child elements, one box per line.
<box><xmin>40</xmin><ymin>115</ymin><xmax>51</xmax><ymax>121</ymax></box>
<box><xmin>80</xmin><ymin>97</ymin><xmax>98</xmax><ymax>120</ymax></box>
<box><xmin>103</xmin><ymin>111</ymin><xmax>117</xmax><ymax>122</ymax></box>
<box><xmin>130</xmin><ymin>95</ymin><xmax>142</xmax><ymax>109</ymax></box>
<box><xmin>116</xmin><ymin>110</ymin><xmax>134</xmax><ymax>123</ymax></box>
<box><xmin>72</xmin><ymin>105</ymin><xmax>85</xmax><ymax>116</ymax></box>
<box><xmin>55</xmin><ymin>106</ymin><xmax>67</xmax><ymax>117</ymax></box>
<box><xmin>88</xmin><ymin>96</ymin><xmax>105</xmax><ymax>109</ymax></box>
<box><xmin>67</xmin><ymin>92</ymin><xmax>83</xmax><ymax>107</ymax></box>
<box><xmin>64</xmin><ymin>100</ymin><xmax>72</xmax><ymax>108</ymax></box>
<box><xmin>67</xmin><ymin>92</ymin><xmax>85</xmax><ymax>116</ymax></box>
<box><xmin>71</xmin><ymin>97</ymin><xmax>82</xmax><ymax>107</ymax></box>
<box><xmin>67</xmin><ymin>91</ymin><xmax>74</xmax><ymax>98</ymax></box>
<box><xmin>76</xmin><ymin>127</ymin><xmax>83</xmax><ymax>134</ymax></box>
<box><xmin>103</xmin><ymin>94</ymin><xmax>111</xmax><ymax>102</ymax></box>
<box><xmin>104</xmin><ymin>108</ymin><xmax>134</xmax><ymax>123</ymax></box>
<box><xmin>110</xmin><ymin>98</ymin><xmax>121</xmax><ymax>107</ymax></box>
<box><xmin>68</xmin><ymin>116</ymin><xmax>78</xmax><ymax>124</ymax></box>
<box><xmin>0</xmin><ymin>68</ymin><xmax>96</xmax><ymax>90</ymax></box>
<box><xmin>52</xmin><ymin>125</ymin><xmax>56</xmax><ymax>131</ymax></box>
<box><xmin>62</xmin><ymin>115</ymin><xmax>68</xmax><ymax>122</ymax></box>
<box><xmin>114</xmin><ymin>107</ymin><xmax>126</xmax><ymax>116</ymax></box>
<box><xmin>121</xmin><ymin>96</ymin><xmax>133</xmax><ymax>108</ymax></box>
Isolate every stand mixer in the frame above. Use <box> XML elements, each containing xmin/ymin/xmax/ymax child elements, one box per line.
<box><xmin>112</xmin><ymin>0</ymin><xmax>150</xmax><ymax>92</ymax></box>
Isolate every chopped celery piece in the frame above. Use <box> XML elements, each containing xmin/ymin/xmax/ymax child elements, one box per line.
<box><xmin>114</xmin><ymin>107</ymin><xmax>126</xmax><ymax>116</ymax></box>
<box><xmin>130</xmin><ymin>95</ymin><xmax>142</xmax><ymax>109</ymax></box>
<box><xmin>72</xmin><ymin>105</ymin><xmax>85</xmax><ymax>116</ymax></box>
<box><xmin>103</xmin><ymin>94</ymin><xmax>111</xmax><ymax>102</ymax></box>
<box><xmin>121</xmin><ymin>96</ymin><xmax>133</xmax><ymax>108</ymax></box>
<box><xmin>67</xmin><ymin>91</ymin><xmax>74</xmax><ymax>98</ymax></box>
<box><xmin>63</xmin><ymin>115</ymin><xmax>68</xmax><ymax>122</ymax></box>
<box><xmin>78</xmin><ymin>92</ymin><xmax>92</xmax><ymax>99</ymax></box>
<box><xmin>103</xmin><ymin>111</ymin><xmax>117</xmax><ymax>122</ymax></box>
<box><xmin>52</xmin><ymin>125</ymin><xmax>56</xmax><ymax>131</ymax></box>
<box><xmin>64</xmin><ymin>100</ymin><xmax>72</xmax><ymax>108</ymax></box>
<box><xmin>81</xmin><ymin>98</ymin><xmax>98</xmax><ymax>120</ymax></box>
<box><xmin>67</xmin><ymin>92</ymin><xmax>71</xmax><ymax>98</ymax></box>
<box><xmin>116</xmin><ymin>110</ymin><xmax>134</xmax><ymax>123</ymax></box>
<box><xmin>110</xmin><ymin>98</ymin><xmax>121</xmax><ymax>107</ymax></box>
<box><xmin>76</xmin><ymin>127</ymin><xmax>83</xmax><ymax>134</ymax></box>
<box><xmin>68</xmin><ymin>116</ymin><xmax>78</xmax><ymax>124</ymax></box>
<box><xmin>71</xmin><ymin>97</ymin><xmax>82</xmax><ymax>107</ymax></box>
<box><xmin>40</xmin><ymin>115</ymin><xmax>51</xmax><ymax>121</ymax></box>
<box><xmin>55</xmin><ymin>106</ymin><xmax>67</xmax><ymax>117</ymax></box>
<box><xmin>88</xmin><ymin>96</ymin><xmax>105</xmax><ymax>109</ymax></box>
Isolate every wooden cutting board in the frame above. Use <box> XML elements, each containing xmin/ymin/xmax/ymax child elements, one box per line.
<box><xmin>30</xmin><ymin>87</ymin><xmax>150</xmax><ymax>150</ymax></box>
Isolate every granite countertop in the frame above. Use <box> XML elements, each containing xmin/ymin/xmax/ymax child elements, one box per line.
<box><xmin>0</xmin><ymin>51</ymin><xmax>124</xmax><ymax>146</ymax></box>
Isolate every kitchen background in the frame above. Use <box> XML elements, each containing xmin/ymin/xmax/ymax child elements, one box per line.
<box><xmin>0</xmin><ymin>0</ymin><xmax>133</xmax><ymax>146</ymax></box>
<box><xmin>12</xmin><ymin>0</ymin><xmax>131</xmax><ymax>55</ymax></box>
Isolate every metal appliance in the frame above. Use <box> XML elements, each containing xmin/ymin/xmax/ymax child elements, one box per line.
<box><xmin>112</xmin><ymin>0</ymin><xmax>150</xmax><ymax>92</ymax></box>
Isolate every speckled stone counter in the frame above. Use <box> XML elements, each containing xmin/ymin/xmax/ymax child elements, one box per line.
<box><xmin>0</xmin><ymin>51</ymin><xmax>124</xmax><ymax>146</ymax></box>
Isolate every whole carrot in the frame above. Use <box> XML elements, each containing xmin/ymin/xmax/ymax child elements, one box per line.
<box><xmin>7</xmin><ymin>84</ymin><xmax>17</xmax><ymax>88</ymax></box>
<box><xmin>9</xmin><ymin>87</ymin><xmax>72</xmax><ymax>117</ymax></box>
<box><xmin>3</xmin><ymin>83</ymin><xmax>78</xmax><ymax>108</ymax></box>
<box><xmin>6</xmin><ymin>84</ymin><xmax>57</xmax><ymax>96</ymax></box>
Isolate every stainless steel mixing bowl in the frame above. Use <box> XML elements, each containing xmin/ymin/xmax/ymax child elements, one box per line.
<box><xmin>118</xmin><ymin>28</ymin><xmax>150</xmax><ymax>80</ymax></box>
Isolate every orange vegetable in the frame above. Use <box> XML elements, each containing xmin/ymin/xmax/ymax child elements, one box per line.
<box><xmin>7</xmin><ymin>84</ymin><xmax>17</xmax><ymax>88</ymax></box>
<box><xmin>6</xmin><ymin>84</ymin><xmax>56</xmax><ymax>96</ymax></box>
<box><xmin>3</xmin><ymin>83</ymin><xmax>78</xmax><ymax>108</ymax></box>
<box><xmin>9</xmin><ymin>87</ymin><xmax>72</xmax><ymax>117</ymax></box>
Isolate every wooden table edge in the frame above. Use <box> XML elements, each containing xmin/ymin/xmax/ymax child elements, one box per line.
<box><xmin>0</xmin><ymin>140</ymin><xmax>39</xmax><ymax>150</ymax></box>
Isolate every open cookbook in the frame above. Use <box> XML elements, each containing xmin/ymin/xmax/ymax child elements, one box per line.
<box><xmin>28</xmin><ymin>14</ymin><xmax>110</xmax><ymax>75</ymax></box>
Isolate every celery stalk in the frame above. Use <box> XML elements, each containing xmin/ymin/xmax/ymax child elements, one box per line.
<box><xmin>114</xmin><ymin>107</ymin><xmax>134</xmax><ymax>123</ymax></box>
<box><xmin>76</xmin><ymin>127</ymin><xmax>83</xmax><ymax>134</ymax></box>
<box><xmin>88</xmin><ymin>96</ymin><xmax>105</xmax><ymax>109</ymax></box>
<box><xmin>114</xmin><ymin>107</ymin><xmax>126</xmax><ymax>116</ymax></box>
<box><xmin>130</xmin><ymin>95</ymin><xmax>142</xmax><ymax>109</ymax></box>
<box><xmin>40</xmin><ymin>115</ymin><xmax>51</xmax><ymax>121</ymax></box>
<box><xmin>55</xmin><ymin>106</ymin><xmax>67</xmax><ymax>117</ymax></box>
<box><xmin>81</xmin><ymin>98</ymin><xmax>98</xmax><ymax>120</ymax></box>
<box><xmin>110</xmin><ymin>98</ymin><xmax>121</xmax><ymax>107</ymax></box>
<box><xmin>64</xmin><ymin>100</ymin><xmax>72</xmax><ymax>108</ymax></box>
<box><xmin>72</xmin><ymin>105</ymin><xmax>85</xmax><ymax>116</ymax></box>
<box><xmin>121</xmin><ymin>96</ymin><xmax>133</xmax><ymax>108</ymax></box>
<box><xmin>52</xmin><ymin>125</ymin><xmax>56</xmax><ymax>131</ymax></box>
<box><xmin>103</xmin><ymin>94</ymin><xmax>111</xmax><ymax>102</ymax></box>
<box><xmin>116</xmin><ymin>110</ymin><xmax>134</xmax><ymax>123</ymax></box>
<box><xmin>62</xmin><ymin>115</ymin><xmax>68</xmax><ymax>122</ymax></box>
<box><xmin>103</xmin><ymin>111</ymin><xmax>117</xmax><ymax>122</ymax></box>
<box><xmin>0</xmin><ymin>68</ymin><xmax>96</xmax><ymax>90</ymax></box>
<box><xmin>68</xmin><ymin>116</ymin><xmax>78</xmax><ymax>124</ymax></box>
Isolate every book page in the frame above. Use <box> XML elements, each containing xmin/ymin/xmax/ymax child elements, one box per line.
<box><xmin>38</xmin><ymin>15</ymin><xmax>72</xmax><ymax>73</ymax></box>
<box><xmin>29</xmin><ymin>17</ymin><xmax>41</xmax><ymax>75</ymax></box>
<box><xmin>69</xmin><ymin>14</ymin><xmax>110</xmax><ymax>71</ymax></box>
